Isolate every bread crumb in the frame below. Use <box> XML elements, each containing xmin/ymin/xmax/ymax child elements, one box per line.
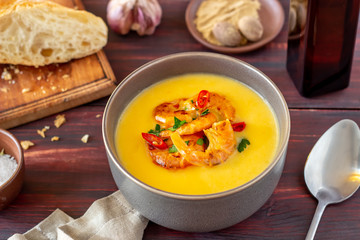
<box><xmin>21</xmin><ymin>140</ymin><xmax>35</xmax><ymax>150</ymax></box>
<box><xmin>81</xmin><ymin>134</ymin><xmax>89</xmax><ymax>143</ymax></box>
<box><xmin>14</xmin><ymin>68</ymin><xmax>20</xmax><ymax>74</ymax></box>
<box><xmin>51</xmin><ymin>86</ymin><xmax>57</xmax><ymax>91</ymax></box>
<box><xmin>51</xmin><ymin>136</ymin><xmax>60</xmax><ymax>142</ymax></box>
<box><xmin>54</xmin><ymin>114</ymin><xmax>66</xmax><ymax>128</ymax></box>
<box><xmin>37</xmin><ymin>127</ymin><xmax>49</xmax><ymax>138</ymax></box>
<box><xmin>62</xmin><ymin>74</ymin><xmax>70</xmax><ymax>79</ymax></box>
<box><xmin>37</xmin><ymin>76</ymin><xmax>42</xmax><ymax>81</ymax></box>
<box><xmin>96</xmin><ymin>114</ymin><xmax>102</xmax><ymax>118</ymax></box>
<box><xmin>22</xmin><ymin>88</ymin><xmax>31</xmax><ymax>93</ymax></box>
<box><xmin>1</xmin><ymin>68</ymin><xmax>12</xmax><ymax>80</ymax></box>
<box><xmin>0</xmin><ymin>87</ymin><xmax>8</xmax><ymax>93</ymax></box>
<box><xmin>37</xmin><ymin>130</ymin><xmax>45</xmax><ymax>138</ymax></box>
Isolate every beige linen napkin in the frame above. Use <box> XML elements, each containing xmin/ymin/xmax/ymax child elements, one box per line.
<box><xmin>9</xmin><ymin>191</ymin><xmax>148</xmax><ymax>240</ymax></box>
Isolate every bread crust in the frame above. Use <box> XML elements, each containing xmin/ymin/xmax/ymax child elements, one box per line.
<box><xmin>0</xmin><ymin>0</ymin><xmax>108</xmax><ymax>66</ymax></box>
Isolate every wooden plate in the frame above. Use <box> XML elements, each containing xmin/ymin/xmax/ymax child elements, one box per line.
<box><xmin>185</xmin><ymin>0</ymin><xmax>285</xmax><ymax>53</ymax></box>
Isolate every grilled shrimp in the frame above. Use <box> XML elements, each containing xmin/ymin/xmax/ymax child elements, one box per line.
<box><xmin>154</xmin><ymin>91</ymin><xmax>236</xmax><ymax>136</ymax></box>
<box><xmin>159</xmin><ymin>112</ymin><xmax>217</xmax><ymax>138</ymax></box>
<box><xmin>170</xmin><ymin>120</ymin><xmax>236</xmax><ymax>167</ymax></box>
<box><xmin>205</xmin><ymin>92</ymin><xmax>235</xmax><ymax>122</ymax></box>
<box><xmin>154</xmin><ymin>98</ymin><xmax>194</xmax><ymax>128</ymax></box>
<box><xmin>146</xmin><ymin>134</ymin><xmax>206</xmax><ymax>169</ymax></box>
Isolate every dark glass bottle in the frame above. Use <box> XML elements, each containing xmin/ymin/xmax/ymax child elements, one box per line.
<box><xmin>286</xmin><ymin>0</ymin><xmax>360</xmax><ymax>97</ymax></box>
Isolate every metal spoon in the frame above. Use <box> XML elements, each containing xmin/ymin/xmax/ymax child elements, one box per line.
<box><xmin>304</xmin><ymin>119</ymin><xmax>360</xmax><ymax>240</ymax></box>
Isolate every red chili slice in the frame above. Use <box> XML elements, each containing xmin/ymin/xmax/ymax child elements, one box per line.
<box><xmin>232</xmin><ymin>122</ymin><xmax>246</xmax><ymax>132</ymax></box>
<box><xmin>196</xmin><ymin>90</ymin><xmax>210</xmax><ymax>108</ymax></box>
<box><xmin>141</xmin><ymin>133</ymin><xmax>168</xmax><ymax>149</ymax></box>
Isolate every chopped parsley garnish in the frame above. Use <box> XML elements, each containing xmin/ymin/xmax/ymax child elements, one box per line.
<box><xmin>191</xmin><ymin>100</ymin><xmax>194</xmax><ymax>103</ymax></box>
<box><xmin>237</xmin><ymin>138</ymin><xmax>250</xmax><ymax>153</ymax></box>
<box><xmin>185</xmin><ymin>140</ymin><xmax>190</xmax><ymax>145</ymax></box>
<box><xmin>148</xmin><ymin>124</ymin><xmax>165</xmax><ymax>136</ymax></box>
<box><xmin>168</xmin><ymin>117</ymin><xmax>187</xmax><ymax>131</ymax></box>
<box><xmin>196</xmin><ymin>138</ymin><xmax>204</xmax><ymax>145</ymax></box>
<box><xmin>201</xmin><ymin>109</ymin><xmax>210</xmax><ymax>116</ymax></box>
<box><xmin>168</xmin><ymin>145</ymin><xmax>178</xmax><ymax>153</ymax></box>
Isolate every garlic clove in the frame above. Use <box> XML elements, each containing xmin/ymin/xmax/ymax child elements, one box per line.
<box><xmin>212</xmin><ymin>21</ymin><xmax>242</xmax><ymax>47</ymax></box>
<box><xmin>289</xmin><ymin>6</ymin><xmax>297</xmax><ymax>33</ymax></box>
<box><xmin>296</xmin><ymin>3</ymin><xmax>307</xmax><ymax>30</ymax></box>
<box><xmin>238</xmin><ymin>16</ymin><xmax>264</xmax><ymax>42</ymax></box>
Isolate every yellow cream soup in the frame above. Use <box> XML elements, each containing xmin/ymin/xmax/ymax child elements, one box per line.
<box><xmin>115</xmin><ymin>73</ymin><xmax>279</xmax><ymax>195</ymax></box>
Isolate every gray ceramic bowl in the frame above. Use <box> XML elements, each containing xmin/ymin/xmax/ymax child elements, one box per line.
<box><xmin>103</xmin><ymin>52</ymin><xmax>290</xmax><ymax>232</ymax></box>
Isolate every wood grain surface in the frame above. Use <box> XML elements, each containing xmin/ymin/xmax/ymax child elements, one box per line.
<box><xmin>1</xmin><ymin>0</ymin><xmax>360</xmax><ymax>239</ymax></box>
<box><xmin>0</xmin><ymin>0</ymin><xmax>116</xmax><ymax>129</ymax></box>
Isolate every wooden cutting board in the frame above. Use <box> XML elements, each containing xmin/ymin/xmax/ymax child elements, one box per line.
<box><xmin>0</xmin><ymin>0</ymin><xmax>116</xmax><ymax>129</ymax></box>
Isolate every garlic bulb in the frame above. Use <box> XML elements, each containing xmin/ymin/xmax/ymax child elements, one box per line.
<box><xmin>107</xmin><ymin>0</ymin><xmax>162</xmax><ymax>36</ymax></box>
<box><xmin>107</xmin><ymin>0</ymin><xmax>135</xmax><ymax>35</ymax></box>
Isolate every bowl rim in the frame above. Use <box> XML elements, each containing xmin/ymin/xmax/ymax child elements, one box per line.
<box><xmin>103</xmin><ymin>52</ymin><xmax>290</xmax><ymax>200</ymax></box>
<box><xmin>0</xmin><ymin>128</ymin><xmax>24</xmax><ymax>191</ymax></box>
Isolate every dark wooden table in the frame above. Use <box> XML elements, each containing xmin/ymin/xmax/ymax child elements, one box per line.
<box><xmin>2</xmin><ymin>0</ymin><xmax>360</xmax><ymax>239</ymax></box>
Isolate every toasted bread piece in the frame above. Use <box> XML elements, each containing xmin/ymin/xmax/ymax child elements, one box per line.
<box><xmin>0</xmin><ymin>0</ymin><xmax>108</xmax><ymax>66</ymax></box>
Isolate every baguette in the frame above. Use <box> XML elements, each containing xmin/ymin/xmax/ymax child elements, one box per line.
<box><xmin>0</xmin><ymin>0</ymin><xmax>108</xmax><ymax>66</ymax></box>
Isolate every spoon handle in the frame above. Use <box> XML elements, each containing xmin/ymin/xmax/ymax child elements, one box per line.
<box><xmin>305</xmin><ymin>200</ymin><xmax>327</xmax><ymax>240</ymax></box>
